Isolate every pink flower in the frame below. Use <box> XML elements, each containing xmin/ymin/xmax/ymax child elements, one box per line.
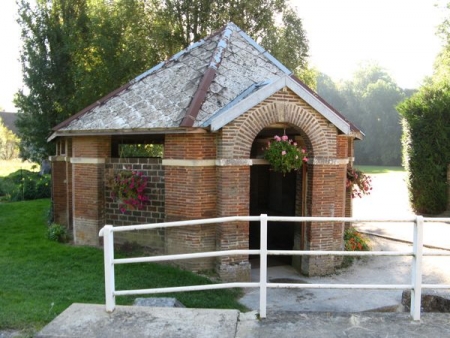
<box><xmin>293</xmin><ymin>142</ymin><xmax>297</xmax><ymax>146</ymax></box>
<box><xmin>281</xmin><ymin>150</ymin><xmax>286</xmax><ymax>155</ymax></box>
<box><xmin>281</xmin><ymin>135</ymin><xmax>289</xmax><ymax>141</ymax></box>
<box><xmin>303</xmin><ymin>157</ymin><xmax>308</xmax><ymax>162</ymax></box>
<box><xmin>301</xmin><ymin>148</ymin><xmax>306</xmax><ymax>154</ymax></box>
<box><xmin>274</xmin><ymin>135</ymin><xmax>281</xmax><ymax>141</ymax></box>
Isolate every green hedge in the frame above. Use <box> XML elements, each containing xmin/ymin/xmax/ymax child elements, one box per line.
<box><xmin>0</xmin><ymin>169</ymin><xmax>51</xmax><ymax>201</ymax></box>
<box><xmin>398</xmin><ymin>83</ymin><xmax>450</xmax><ymax>214</ymax></box>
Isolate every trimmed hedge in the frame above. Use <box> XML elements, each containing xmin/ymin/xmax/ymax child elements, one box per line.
<box><xmin>0</xmin><ymin>169</ymin><xmax>51</xmax><ymax>201</ymax></box>
<box><xmin>398</xmin><ymin>82</ymin><xmax>450</xmax><ymax>214</ymax></box>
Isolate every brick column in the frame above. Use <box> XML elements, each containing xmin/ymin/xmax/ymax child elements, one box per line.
<box><xmin>163</xmin><ymin>134</ymin><xmax>217</xmax><ymax>272</ymax></box>
<box><xmin>71</xmin><ymin>136</ymin><xmax>110</xmax><ymax>246</ymax></box>
<box><xmin>301</xmin><ymin>160</ymin><xmax>347</xmax><ymax>276</ymax></box>
<box><xmin>50</xmin><ymin>138</ymin><xmax>72</xmax><ymax>230</ymax></box>
<box><xmin>216</xmin><ymin>162</ymin><xmax>251</xmax><ymax>282</ymax></box>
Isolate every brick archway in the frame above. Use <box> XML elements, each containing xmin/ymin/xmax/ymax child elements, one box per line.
<box><xmin>220</xmin><ymin>99</ymin><xmax>337</xmax><ymax>160</ymax></box>
<box><xmin>216</xmin><ymin>90</ymin><xmax>349</xmax><ymax>278</ymax></box>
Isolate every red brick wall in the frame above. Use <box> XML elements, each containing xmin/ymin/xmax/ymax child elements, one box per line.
<box><xmin>51</xmin><ymin>139</ymin><xmax>72</xmax><ymax>230</ymax></box>
<box><xmin>164</xmin><ymin>133</ymin><xmax>218</xmax><ymax>272</ymax></box>
<box><xmin>220</xmin><ymin>89</ymin><xmax>337</xmax><ymax>159</ymax></box>
<box><xmin>220</xmin><ymin>88</ymin><xmax>352</xmax><ymax>276</ymax></box>
<box><xmin>216</xmin><ymin>165</ymin><xmax>251</xmax><ymax>281</ymax></box>
<box><xmin>72</xmin><ymin>136</ymin><xmax>110</xmax><ymax>246</ymax></box>
<box><xmin>52</xmin><ymin>160</ymin><xmax>68</xmax><ymax>225</ymax></box>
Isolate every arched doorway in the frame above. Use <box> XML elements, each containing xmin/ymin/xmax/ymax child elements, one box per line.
<box><xmin>249</xmin><ymin>124</ymin><xmax>308</xmax><ymax>269</ymax></box>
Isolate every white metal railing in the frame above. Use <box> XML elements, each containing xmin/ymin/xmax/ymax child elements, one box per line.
<box><xmin>99</xmin><ymin>215</ymin><xmax>450</xmax><ymax>320</ymax></box>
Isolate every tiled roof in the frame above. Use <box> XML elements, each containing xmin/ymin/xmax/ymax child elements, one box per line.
<box><xmin>50</xmin><ymin>22</ymin><xmax>362</xmax><ymax>140</ymax></box>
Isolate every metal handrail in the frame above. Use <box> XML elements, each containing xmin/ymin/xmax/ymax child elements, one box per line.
<box><xmin>99</xmin><ymin>214</ymin><xmax>450</xmax><ymax>320</ymax></box>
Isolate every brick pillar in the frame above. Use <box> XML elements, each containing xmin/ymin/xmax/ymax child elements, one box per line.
<box><xmin>216</xmin><ymin>163</ymin><xmax>251</xmax><ymax>282</ymax></box>
<box><xmin>164</xmin><ymin>134</ymin><xmax>217</xmax><ymax>272</ymax></box>
<box><xmin>301</xmin><ymin>162</ymin><xmax>347</xmax><ymax>276</ymax></box>
<box><xmin>71</xmin><ymin>136</ymin><xmax>110</xmax><ymax>246</ymax></box>
<box><xmin>50</xmin><ymin>138</ymin><xmax>72</xmax><ymax>230</ymax></box>
<box><xmin>345</xmin><ymin>138</ymin><xmax>354</xmax><ymax>226</ymax></box>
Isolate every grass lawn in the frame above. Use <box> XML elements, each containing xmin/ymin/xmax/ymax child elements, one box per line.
<box><xmin>354</xmin><ymin>165</ymin><xmax>405</xmax><ymax>174</ymax></box>
<box><xmin>0</xmin><ymin>159</ymin><xmax>38</xmax><ymax>177</ymax></box>
<box><xmin>0</xmin><ymin>199</ymin><xmax>245</xmax><ymax>334</ymax></box>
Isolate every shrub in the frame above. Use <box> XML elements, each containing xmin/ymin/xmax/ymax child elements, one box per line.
<box><xmin>344</xmin><ymin>227</ymin><xmax>371</xmax><ymax>252</ymax></box>
<box><xmin>47</xmin><ymin>223</ymin><xmax>69</xmax><ymax>243</ymax></box>
<box><xmin>397</xmin><ymin>82</ymin><xmax>450</xmax><ymax>214</ymax></box>
<box><xmin>341</xmin><ymin>227</ymin><xmax>371</xmax><ymax>268</ymax></box>
<box><xmin>0</xmin><ymin>169</ymin><xmax>51</xmax><ymax>201</ymax></box>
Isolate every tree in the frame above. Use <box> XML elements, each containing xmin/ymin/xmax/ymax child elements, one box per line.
<box><xmin>396</xmin><ymin>4</ymin><xmax>450</xmax><ymax>214</ymax></box>
<box><xmin>317</xmin><ymin>64</ymin><xmax>406</xmax><ymax>166</ymax></box>
<box><xmin>15</xmin><ymin>0</ymin><xmax>310</xmax><ymax>163</ymax></box>
<box><xmin>15</xmin><ymin>0</ymin><xmax>161</xmax><ymax>163</ymax></box>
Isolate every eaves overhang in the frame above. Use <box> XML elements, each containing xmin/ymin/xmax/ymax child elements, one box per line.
<box><xmin>47</xmin><ymin>127</ymin><xmax>207</xmax><ymax>142</ymax></box>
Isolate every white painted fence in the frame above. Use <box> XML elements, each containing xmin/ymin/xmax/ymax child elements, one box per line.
<box><xmin>99</xmin><ymin>215</ymin><xmax>450</xmax><ymax>320</ymax></box>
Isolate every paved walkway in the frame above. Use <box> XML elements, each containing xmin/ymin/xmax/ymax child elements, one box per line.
<box><xmin>353</xmin><ymin>171</ymin><xmax>450</xmax><ymax>250</ymax></box>
<box><xmin>35</xmin><ymin>303</ymin><xmax>450</xmax><ymax>338</ymax></box>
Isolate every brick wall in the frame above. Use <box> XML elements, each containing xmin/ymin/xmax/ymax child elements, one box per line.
<box><xmin>164</xmin><ymin>133</ymin><xmax>218</xmax><ymax>272</ymax></box>
<box><xmin>216</xmin><ymin>165</ymin><xmax>251</xmax><ymax>282</ymax></box>
<box><xmin>104</xmin><ymin>158</ymin><xmax>165</xmax><ymax>254</ymax></box>
<box><xmin>51</xmin><ymin>139</ymin><xmax>72</xmax><ymax>229</ymax></box>
<box><xmin>51</xmin><ymin>86</ymin><xmax>355</xmax><ymax>279</ymax></box>
<box><xmin>220</xmin><ymin>89</ymin><xmax>337</xmax><ymax>159</ymax></box>
<box><xmin>72</xmin><ymin>136</ymin><xmax>110</xmax><ymax>246</ymax></box>
<box><xmin>220</xmin><ymin>88</ymin><xmax>351</xmax><ymax>276</ymax></box>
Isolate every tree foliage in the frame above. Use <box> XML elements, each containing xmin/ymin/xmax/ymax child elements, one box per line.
<box><xmin>317</xmin><ymin>64</ymin><xmax>406</xmax><ymax>166</ymax></box>
<box><xmin>15</xmin><ymin>0</ymin><xmax>310</xmax><ymax>163</ymax></box>
<box><xmin>396</xmin><ymin>4</ymin><xmax>450</xmax><ymax>214</ymax></box>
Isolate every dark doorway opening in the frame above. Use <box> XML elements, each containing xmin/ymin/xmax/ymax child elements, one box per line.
<box><xmin>249</xmin><ymin>165</ymin><xmax>297</xmax><ymax>266</ymax></box>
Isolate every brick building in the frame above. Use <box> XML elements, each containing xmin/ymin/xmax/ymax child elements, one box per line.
<box><xmin>48</xmin><ymin>23</ymin><xmax>363</xmax><ymax>282</ymax></box>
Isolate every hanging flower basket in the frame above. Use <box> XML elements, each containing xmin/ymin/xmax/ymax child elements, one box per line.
<box><xmin>263</xmin><ymin>135</ymin><xmax>308</xmax><ymax>175</ymax></box>
<box><xmin>346</xmin><ymin>168</ymin><xmax>372</xmax><ymax>198</ymax></box>
<box><xmin>108</xmin><ymin>169</ymin><xmax>149</xmax><ymax>213</ymax></box>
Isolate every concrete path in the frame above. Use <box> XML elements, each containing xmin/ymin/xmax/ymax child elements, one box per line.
<box><xmin>36</xmin><ymin>303</ymin><xmax>450</xmax><ymax>338</ymax></box>
<box><xmin>353</xmin><ymin>171</ymin><xmax>450</xmax><ymax>250</ymax></box>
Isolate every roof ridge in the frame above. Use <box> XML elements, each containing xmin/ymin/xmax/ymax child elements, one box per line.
<box><xmin>180</xmin><ymin>22</ymin><xmax>236</xmax><ymax>127</ymax></box>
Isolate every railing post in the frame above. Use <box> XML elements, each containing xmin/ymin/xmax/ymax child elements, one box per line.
<box><xmin>259</xmin><ymin>214</ymin><xmax>268</xmax><ymax>319</ymax></box>
<box><xmin>411</xmin><ymin>215</ymin><xmax>424</xmax><ymax>320</ymax></box>
<box><xmin>102</xmin><ymin>225</ymin><xmax>116</xmax><ymax>312</ymax></box>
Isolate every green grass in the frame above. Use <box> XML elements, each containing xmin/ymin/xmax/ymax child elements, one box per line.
<box><xmin>354</xmin><ymin>165</ymin><xmax>405</xmax><ymax>174</ymax></box>
<box><xmin>0</xmin><ymin>199</ymin><xmax>245</xmax><ymax>333</ymax></box>
<box><xmin>0</xmin><ymin>159</ymin><xmax>38</xmax><ymax>177</ymax></box>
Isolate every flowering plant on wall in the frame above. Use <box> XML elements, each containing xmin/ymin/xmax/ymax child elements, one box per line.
<box><xmin>109</xmin><ymin>170</ymin><xmax>149</xmax><ymax>213</ymax></box>
<box><xmin>347</xmin><ymin>168</ymin><xmax>372</xmax><ymax>198</ymax></box>
<box><xmin>264</xmin><ymin>135</ymin><xmax>308</xmax><ymax>175</ymax></box>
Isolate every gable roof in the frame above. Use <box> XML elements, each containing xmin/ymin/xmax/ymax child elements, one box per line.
<box><xmin>0</xmin><ymin>112</ymin><xmax>18</xmax><ymax>135</ymax></box>
<box><xmin>49</xmin><ymin>22</ymin><xmax>362</xmax><ymax>141</ymax></box>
